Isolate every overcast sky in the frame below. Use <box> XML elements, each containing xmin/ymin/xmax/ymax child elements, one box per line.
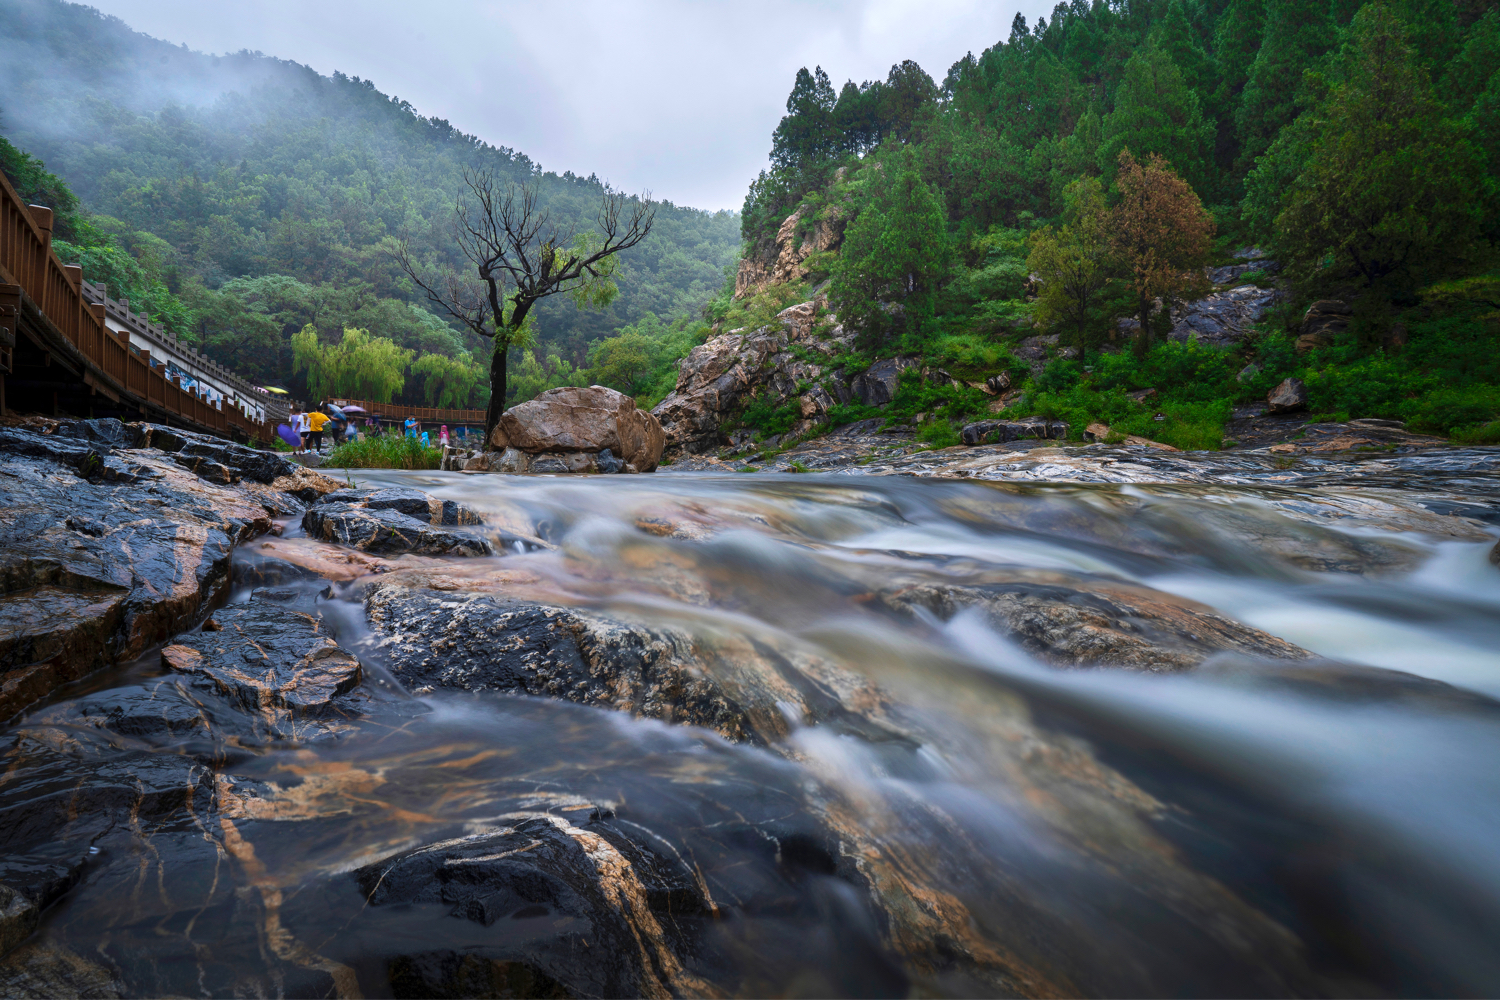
<box><xmin>85</xmin><ymin>0</ymin><xmax>1053</xmax><ymax>212</ymax></box>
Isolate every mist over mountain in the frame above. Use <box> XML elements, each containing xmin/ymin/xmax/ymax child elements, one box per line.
<box><xmin>0</xmin><ymin>0</ymin><xmax>739</xmax><ymax>400</ymax></box>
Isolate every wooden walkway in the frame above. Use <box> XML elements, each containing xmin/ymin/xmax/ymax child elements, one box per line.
<box><xmin>0</xmin><ymin>169</ymin><xmax>278</xmax><ymax>443</ymax></box>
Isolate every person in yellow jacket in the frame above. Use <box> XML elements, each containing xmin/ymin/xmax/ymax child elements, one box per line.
<box><xmin>306</xmin><ymin>408</ymin><xmax>329</xmax><ymax>453</ymax></box>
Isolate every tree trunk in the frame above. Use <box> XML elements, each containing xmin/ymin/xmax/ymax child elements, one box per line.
<box><xmin>1134</xmin><ymin>291</ymin><xmax>1152</xmax><ymax>358</ymax></box>
<box><xmin>484</xmin><ymin>338</ymin><xmax>507</xmax><ymax>448</ymax></box>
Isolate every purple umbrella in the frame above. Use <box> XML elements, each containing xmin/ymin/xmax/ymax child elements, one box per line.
<box><xmin>339</xmin><ymin>404</ymin><xmax>367</xmax><ymax>414</ymax></box>
<box><xmin>277</xmin><ymin>423</ymin><xmax>301</xmax><ymax>448</ymax></box>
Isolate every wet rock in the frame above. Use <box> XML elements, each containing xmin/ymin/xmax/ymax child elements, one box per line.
<box><xmin>961</xmin><ymin>417</ymin><xmax>1069</xmax><ymax>446</ymax></box>
<box><xmin>303</xmin><ymin>489</ymin><xmax>493</xmax><ymax>557</ymax></box>
<box><xmin>351</xmin><ymin>814</ymin><xmax>714</xmax><ymax>998</ymax></box>
<box><xmin>1266</xmin><ymin>377</ymin><xmax>1308</xmax><ymax>414</ymax></box>
<box><xmin>0</xmin><ymin>941</ymin><xmax>125</xmax><ymax>999</ymax></box>
<box><xmin>161</xmin><ymin>592</ymin><xmax>362</xmax><ymax>716</ymax></box>
<box><xmin>985</xmin><ymin>372</ymin><xmax>1012</xmax><ymax>394</ymax></box>
<box><xmin>1170</xmin><ymin>283</ymin><xmax>1284</xmax><ymax>346</ymax></box>
<box><xmin>651</xmin><ymin>318</ymin><xmax>839</xmax><ymax>458</ymax></box>
<box><xmin>1298</xmin><ymin>299</ymin><xmax>1352</xmax><ymax>352</ymax></box>
<box><xmin>0</xmin><ymin>424</ymin><xmax>340</xmax><ymax>721</ymax></box>
<box><xmin>490</xmin><ymin>385</ymin><xmax>664</xmax><ymax>473</ymax></box>
<box><xmin>364</xmin><ymin>584</ymin><xmax>769</xmax><ymax>743</ymax></box>
<box><xmin>851</xmin><ymin>357</ymin><xmax>918</xmax><ymax>407</ymax></box>
<box><xmin>878</xmin><ymin>580</ymin><xmax>1312</xmax><ymax>672</ymax></box>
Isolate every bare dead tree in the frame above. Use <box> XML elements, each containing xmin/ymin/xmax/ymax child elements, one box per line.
<box><xmin>394</xmin><ymin>167</ymin><xmax>654</xmax><ymax>442</ymax></box>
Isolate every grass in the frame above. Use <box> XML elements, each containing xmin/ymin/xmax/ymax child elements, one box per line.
<box><xmin>322</xmin><ymin>433</ymin><xmax>443</xmax><ymax>470</ymax></box>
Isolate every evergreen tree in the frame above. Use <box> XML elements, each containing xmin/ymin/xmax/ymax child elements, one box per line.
<box><xmin>770</xmin><ymin>67</ymin><xmax>838</xmax><ymax>171</ymax></box>
<box><xmin>1098</xmin><ymin>43</ymin><xmax>1217</xmax><ymax>192</ymax></box>
<box><xmin>1274</xmin><ymin>3</ymin><xmax>1489</xmax><ymax>293</ymax></box>
<box><xmin>1235</xmin><ymin>0</ymin><xmax>1335</xmax><ymax>168</ymax></box>
<box><xmin>1156</xmin><ymin>0</ymin><xmax>1215</xmax><ymax>96</ymax></box>
<box><xmin>830</xmin><ymin>154</ymin><xmax>950</xmax><ymax>347</ymax></box>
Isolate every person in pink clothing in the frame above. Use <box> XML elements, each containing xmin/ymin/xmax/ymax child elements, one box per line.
<box><xmin>439</xmin><ymin>425</ymin><xmax>450</xmax><ymax>448</ymax></box>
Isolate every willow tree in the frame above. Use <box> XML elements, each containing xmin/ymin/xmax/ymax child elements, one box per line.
<box><xmin>395</xmin><ymin>168</ymin><xmax>654</xmax><ymax>442</ymax></box>
<box><xmin>291</xmin><ymin>325</ymin><xmax>413</xmax><ymax>402</ymax></box>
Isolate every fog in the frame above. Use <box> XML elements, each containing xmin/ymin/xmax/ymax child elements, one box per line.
<box><xmin>73</xmin><ymin>0</ymin><xmax>1055</xmax><ymax>211</ymax></box>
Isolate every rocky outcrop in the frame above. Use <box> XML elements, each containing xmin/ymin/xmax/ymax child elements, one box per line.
<box><xmin>0</xmin><ymin>418</ymin><xmax>340</xmax><ymax>721</ymax></box>
<box><xmin>351</xmin><ymin>815</ymin><xmax>716</xmax><ymax>999</ymax></box>
<box><xmin>880</xmin><ymin>580</ymin><xmax>1311</xmax><ymax>673</ymax></box>
<box><xmin>734</xmin><ymin>203</ymin><xmax>848</xmax><ymax>298</ymax></box>
<box><xmin>1266</xmin><ymin>377</ymin><xmax>1309</xmax><ymax>414</ymax></box>
<box><xmin>1297</xmin><ymin>299</ymin><xmax>1352</xmax><ymax>352</ymax></box>
<box><xmin>161</xmin><ymin>592</ymin><xmax>363</xmax><ymax>719</ymax></box>
<box><xmin>475</xmin><ymin>385</ymin><xmax>665</xmax><ymax>474</ymax></box>
<box><xmin>651</xmin><ymin>300</ymin><xmax>857</xmax><ymax>457</ymax></box>
<box><xmin>961</xmin><ymin>417</ymin><xmax>1070</xmax><ymax>445</ymax></box>
<box><xmin>1169</xmin><ymin>282</ymin><xmax>1284</xmax><ymax>347</ymax></box>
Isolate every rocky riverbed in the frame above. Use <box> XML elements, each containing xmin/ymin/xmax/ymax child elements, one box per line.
<box><xmin>1</xmin><ymin>418</ymin><xmax>1498</xmax><ymax>997</ymax></box>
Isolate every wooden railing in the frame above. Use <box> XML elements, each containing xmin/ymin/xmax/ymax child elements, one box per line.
<box><xmin>0</xmin><ymin>168</ymin><xmax>278</xmax><ymax>444</ymax></box>
<box><xmin>330</xmin><ymin>397</ymin><xmax>486</xmax><ymax>427</ymax></box>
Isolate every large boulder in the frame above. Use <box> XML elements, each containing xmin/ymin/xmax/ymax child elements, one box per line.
<box><xmin>488</xmin><ymin>385</ymin><xmax>664</xmax><ymax>473</ymax></box>
<box><xmin>1266</xmin><ymin>377</ymin><xmax>1309</xmax><ymax>414</ymax></box>
<box><xmin>734</xmin><ymin>203</ymin><xmax>848</xmax><ymax>298</ymax></box>
<box><xmin>651</xmin><ymin>304</ymin><xmax>853</xmax><ymax>458</ymax></box>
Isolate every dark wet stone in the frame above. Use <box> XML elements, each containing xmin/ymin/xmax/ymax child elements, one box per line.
<box><xmin>365</xmin><ymin>584</ymin><xmax>765</xmax><ymax>743</ymax></box>
<box><xmin>161</xmin><ymin>591</ymin><xmax>362</xmax><ymax>716</ymax></box>
<box><xmin>351</xmin><ymin>814</ymin><xmax>711</xmax><ymax>998</ymax></box>
<box><xmin>303</xmin><ymin>488</ymin><xmax>491</xmax><ymax>557</ymax></box>
<box><xmin>0</xmin><ymin>423</ymin><xmax>340</xmax><ymax>720</ymax></box>
<box><xmin>304</xmin><ymin>502</ymin><xmax>493</xmax><ymax>557</ymax></box>
<box><xmin>961</xmin><ymin>417</ymin><xmax>1069</xmax><ymax>445</ymax></box>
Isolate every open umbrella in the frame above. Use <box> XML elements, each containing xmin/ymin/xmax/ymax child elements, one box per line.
<box><xmin>339</xmin><ymin>404</ymin><xmax>367</xmax><ymax>414</ymax></box>
<box><xmin>276</xmin><ymin>423</ymin><xmax>300</xmax><ymax>448</ymax></box>
<box><xmin>261</xmin><ymin>386</ymin><xmax>290</xmax><ymax>396</ymax></box>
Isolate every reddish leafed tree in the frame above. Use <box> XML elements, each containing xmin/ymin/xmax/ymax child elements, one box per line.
<box><xmin>1111</xmin><ymin>150</ymin><xmax>1215</xmax><ymax>355</ymax></box>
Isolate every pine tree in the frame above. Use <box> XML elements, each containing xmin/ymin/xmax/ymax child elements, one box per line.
<box><xmin>1274</xmin><ymin>3</ymin><xmax>1488</xmax><ymax>293</ymax></box>
<box><xmin>1235</xmin><ymin>0</ymin><xmax>1335</xmax><ymax>168</ymax></box>
<box><xmin>1098</xmin><ymin>43</ymin><xmax>1217</xmax><ymax>193</ymax></box>
<box><xmin>830</xmin><ymin>154</ymin><xmax>950</xmax><ymax>348</ymax></box>
<box><xmin>1155</xmin><ymin>0</ymin><xmax>1214</xmax><ymax>96</ymax></box>
<box><xmin>770</xmin><ymin>67</ymin><xmax>838</xmax><ymax>171</ymax></box>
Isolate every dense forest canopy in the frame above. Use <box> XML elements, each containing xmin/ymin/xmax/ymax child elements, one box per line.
<box><xmin>709</xmin><ymin>0</ymin><xmax>1499</xmax><ymax>451</ymax></box>
<box><xmin>0</xmin><ymin>0</ymin><xmax>739</xmax><ymax>405</ymax></box>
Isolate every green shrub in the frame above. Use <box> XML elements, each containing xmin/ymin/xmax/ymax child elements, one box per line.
<box><xmin>916</xmin><ymin>421</ymin><xmax>961</xmax><ymax>448</ymax></box>
<box><xmin>1405</xmin><ymin>386</ymin><xmax>1500</xmax><ymax>435</ymax></box>
<box><xmin>1451</xmin><ymin>420</ymin><xmax>1500</xmax><ymax>445</ymax></box>
<box><xmin>323</xmin><ymin>433</ymin><xmax>443</xmax><ymax>470</ymax></box>
<box><xmin>1303</xmin><ymin>356</ymin><xmax>1439</xmax><ymax>420</ymax></box>
<box><xmin>740</xmin><ymin>394</ymin><xmax>802</xmax><ymax>438</ymax></box>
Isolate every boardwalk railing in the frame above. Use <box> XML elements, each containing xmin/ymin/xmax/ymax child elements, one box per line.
<box><xmin>0</xmin><ymin>168</ymin><xmax>278</xmax><ymax>444</ymax></box>
<box><xmin>329</xmin><ymin>397</ymin><xmax>486</xmax><ymax>428</ymax></box>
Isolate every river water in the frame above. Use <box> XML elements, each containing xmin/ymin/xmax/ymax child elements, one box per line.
<box><xmin>7</xmin><ymin>457</ymin><xmax>1500</xmax><ymax>997</ymax></box>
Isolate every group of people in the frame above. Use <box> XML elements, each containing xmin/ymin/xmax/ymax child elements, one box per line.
<box><xmin>402</xmin><ymin>416</ymin><xmax>456</xmax><ymax>449</ymax></box>
<box><xmin>284</xmin><ymin>404</ymin><xmax>467</xmax><ymax>455</ymax></box>
<box><xmin>287</xmin><ymin>401</ymin><xmax>356</xmax><ymax>454</ymax></box>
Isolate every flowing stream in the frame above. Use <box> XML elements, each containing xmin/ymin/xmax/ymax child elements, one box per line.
<box><xmin>7</xmin><ymin>458</ymin><xmax>1500</xmax><ymax>997</ymax></box>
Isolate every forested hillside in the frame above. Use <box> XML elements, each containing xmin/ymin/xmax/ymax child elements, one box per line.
<box><xmin>690</xmin><ymin>0</ymin><xmax>1499</xmax><ymax>451</ymax></box>
<box><xmin>0</xmin><ymin>0</ymin><xmax>739</xmax><ymax>405</ymax></box>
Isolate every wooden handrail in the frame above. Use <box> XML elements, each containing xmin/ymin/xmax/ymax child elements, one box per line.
<box><xmin>325</xmin><ymin>396</ymin><xmax>486</xmax><ymax>426</ymax></box>
<box><xmin>0</xmin><ymin>168</ymin><xmax>279</xmax><ymax>445</ymax></box>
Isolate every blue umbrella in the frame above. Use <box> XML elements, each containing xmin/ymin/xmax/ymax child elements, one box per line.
<box><xmin>276</xmin><ymin>423</ymin><xmax>301</xmax><ymax>448</ymax></box>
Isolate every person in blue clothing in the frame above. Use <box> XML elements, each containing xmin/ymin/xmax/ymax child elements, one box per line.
<box><xmin>404</xmin><ymin>416</ymin><xmax>418</xmax><ymax>438</ymax></box>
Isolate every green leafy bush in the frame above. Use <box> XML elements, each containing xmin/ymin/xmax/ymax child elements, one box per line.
<box><xmin>916</xmin><ymin>421</ymin><xmax>961</xmax><ymax>448</ymax></box>
<box><xmin>323</xmin><ymin>434</ymin><xmax>443</xmax><ymax>470</ymax></box>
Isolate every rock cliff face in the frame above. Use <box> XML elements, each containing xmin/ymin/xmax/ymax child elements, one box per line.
<box><xmin>734</xmin><ymin>202</ymin><xmax>848</xmax><ymax>298</ymax></box>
